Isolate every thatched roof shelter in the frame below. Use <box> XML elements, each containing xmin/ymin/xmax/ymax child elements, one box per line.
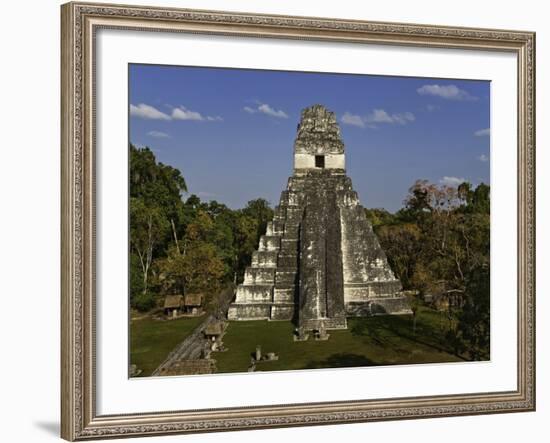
<box><xmin>184</xmin><ymin>293</ymin><xmax>203</xmax><ymax>307</ymax></box>
<box><xmin>163</xmin><ymin>294</ymin><xmax>183</xmax><ymax>309</ymax></box>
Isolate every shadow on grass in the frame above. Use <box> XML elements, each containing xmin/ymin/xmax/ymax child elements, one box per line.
<box><xmin>350</xmin><ymin>318</ymin><xmax>388</xmax><ymax>347</ymax></box>
<box><xmin>303</xmin><ymin>352</ymin><xmax>379</xmax><ymax>369</ymax></box>
<box><xmin>349</xmin><ymin>313</ymin><xmax>469</xmax><ymax>361</ymax></box>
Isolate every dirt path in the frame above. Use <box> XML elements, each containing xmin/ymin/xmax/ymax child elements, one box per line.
<box><xmin>151</xmin><ymin>286</ymin><xmax>234</xmax><ymax>376</ymax></box>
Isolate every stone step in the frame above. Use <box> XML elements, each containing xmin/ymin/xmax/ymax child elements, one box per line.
<box><xmin>270</xmin><ymin>305</ymin><xmax>294</xmax><ymax>320</ymax></box>
<box><xmin>275</xmin><ymin>269</ymin><xmax>298</xmax><ymax>285</ymax></box>
<box><xmin>277</xmin><ymin>253</ymin><xmax>298</xmax><ymax>268</ymax></box>
<box><xmin>272</xmin><ymin>220</ymin><xmax>285</xmax><ymax>234</ymax></box>
<box><xmin>300</xmin><ymin>317</ymin><xmax>347</xmax><ymax>331</ymax></box>
<box><xmin>251</xmin><ymin>250</ymin><xmax>278</xmax><ymax>268</ymax></box>
<box><xmin>344</xmin><ymin>189</ymin><xmax>359</xmax><ymax>204</ymax></box>
<box><xmin>235</xmin><ymin>285</ymin><xmax>273</xmax><ymax>303</ymax></box>
<box><xmin>275</xmin><ymin>266</ymin><xmax>297</xmax><ymax>273</ymax></box>
<box><xmin>258</xmin><ymin>235</ymin><xmax>281</xmax><ymax>252</ymax></box>
<box><xmin>285</xmin><ymin>206</ymin><xmax>303</xmax><ymax>217</ymax></box>
<box><xmin>288</xmin><ymin>177</ymin><xmax>351</xmax><ymax>193</ymax></box>
<box><xmin>280</xmin><ymin>230</ymin><xmax>299</xmax><ymax>241</ymax></box>
<box><xmin>277</xmin><ymin>203</ymin><xmax>299</xmax><ymax>214</ymax></box>
<box><xmin>280</xmin><ymin>238</ymin><xmax>298</xmax><ymax>253</ymax></box>
<box><xmin>345</xmin><ymin>297</ymin><xmax>412</xmax><ymax>316</ymax></box>
<box><xmin>274</xmin><ymin>282</ymin><xmax>296</xmax><ymax>291</ymax></box>
<box><xmin>273</xmin><ymin>287</ymin><xmax>295</xmax><ymax>303</ymax></box>
<box><xmin>279</xmin><ymin>190</ymin><xmax>301</xmax><ymax>207</ymax></box>
<box><xmin>343</xmin><ymin>281</ymin><xmax>402</xmax><ymax>299</ymax></box>
<box><xmin>228</xmin><ymin>304</ymin><xmax>271</xmax><ymax>320</ymax></box>
<box><xmin>277</xmin><ymin>207</ymin><xmax>302</xmax><ymax>224</ymax></box>
<box><xmin>266</xmin><ymin>220</ymin><xmax>285</xmax><ymax>236</ymax></box>
<box><xmin>244</xmin><ymin>268</ymin><xmax>276</xmax><ymax>285</ymax></box>
<box><xmin>283</xmin><ymin>223</ymin><xmax>300</xmax><ymax>236</ymax></box>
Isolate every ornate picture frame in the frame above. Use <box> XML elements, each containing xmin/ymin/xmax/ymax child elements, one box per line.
<box><xmin>61</xmin><ymin>1</ymin><xmax>535</xmax><ymax>440</ymax></box>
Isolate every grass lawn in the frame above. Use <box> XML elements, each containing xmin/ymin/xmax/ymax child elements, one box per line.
<box><xmin>214</xmin><ymin>306</ymin><xmax>465</xmax><ymax>374</ymax></box>
<box><xmin>130</xmin><ymin>315</ymin><xmax>204</xmax><ymax>376</ymax></box>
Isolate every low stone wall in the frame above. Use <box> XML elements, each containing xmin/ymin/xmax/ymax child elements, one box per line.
<box><xmin>227</xmin><ymin>304</ymin><xmax>270</xmax><ymax>320</ymax></box>
<box><xmin>270</xmin><ymin>304</ymin><xmax>295</xmax><ymax>320</ymax></box>
<box><xmin>344</xmin><ymin>280</ymin><xmax>403</xmax><ymax>301</ymax></box>
<box><xmin>346</xmin><ymin>297</ymin><xmax>412</xmax><ymax>316</ymax></box>
<box><xmin>301</xmin><ymin>317</ymin><xmax>347</xmax><ymax>330</ymax></box>
<box><xmin>156</xmin><ymin>359</ymin><xmax>215</xmax><ymax>376</ymax></box>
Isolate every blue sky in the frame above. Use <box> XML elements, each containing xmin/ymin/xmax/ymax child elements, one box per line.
<box><xmin>129</xmin><ymin>64</ymin><xmax>490</xmax><ymax>212</ymax></box>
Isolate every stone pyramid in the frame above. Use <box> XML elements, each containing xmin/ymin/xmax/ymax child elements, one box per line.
<box><xmin>228</xmin><ymin>105</ymin><xmax>410</xmax><ymax>335</ymax></box>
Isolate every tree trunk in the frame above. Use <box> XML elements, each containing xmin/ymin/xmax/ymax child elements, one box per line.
<box><xmin>142</xmin><ymin>214</ymin><xmax>155</xmax><ymax>295</ymax></box>
<box><xmin>170</xmin><ymin>218</ymin><xmax>181</xmax><ymax>254</ymax></box>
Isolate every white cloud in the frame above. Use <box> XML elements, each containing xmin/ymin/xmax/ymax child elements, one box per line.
<box><xmin>417</xmin><ymin>84</ymin><xmax>478</xmax><ymax>101</ymax></box>
<box><xmin>244</xmin><ymin>103</ymin><xmax>288</xmax><ymax>118</ymax></box>
<box><xmin>387</xmin><ymin>111</ymin><xmax>415</xmax><ymax>125</ymax></box>
<box><xmin>172</xmin><ymin>106</ymin><xmax>204</xmax><ymax>121</ymax></box>
<box><xmin>341</xmin><ymin>109</ymin><xmax>415</xmax><ymax>128</ymax></box>
<box><xmin>170</xmin><ymin>106</ymin><xmax>223</xmax><ymax>122</ymax></box>
<box><xmin>130</xmin><ymin>103</ymin><xmax>222</xmax><ymax>122</ymax></box>
<box><xmin>147</xmin><ymin>130</ymin><xmax>170</xmax><ymax>138</ymax></box>
<box><xmin>439</xmin><ymin>176</ymin><xmax>466</xmax><ymax>187</ymax></box>
<box><xmin>426</xmin><ymin>104</ymin><xmax>439</xmax><ymax>112</ymax></box>
<box><xmin>257</xmin><ymin>103</ymin><xmax>288</xmax><ymax>118</ymax></box>
<box><xmin>478</xmin><ymin>154</ymin><xmax>489</xmax><ymax>162</ymax></box>
<box><xmin>130</xmin><ymin>103</ymin><xmax>171</xmax><ymax>120</ymax></box>
<box><xmin>341</xmin><ymin>112</ymin><xmax>365</xmax><ymax>128</ymax></box>
<box><xmin>474</xmin><ymin>128</ymin><xmax>490</xmax><ymax>137</ymax></box>
<box><xmin>365</xmin><ymin>109</ymin><xmax>394</xmax><ymax>124</ymax></box>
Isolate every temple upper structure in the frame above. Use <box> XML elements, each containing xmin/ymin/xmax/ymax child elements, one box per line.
<box><xmin>227</xmin><ymin>105</ymin><xmax>410</xmax><ymax>336</ymax></box>
<box><xmin>293</xmin><ymin>104</ymin><xmax>345</xmax><ymax>173</ymax></box>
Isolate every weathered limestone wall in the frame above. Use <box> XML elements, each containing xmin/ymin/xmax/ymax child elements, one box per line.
<box><xmin>294</xmin><ymin>153</ymin><xmax>345</xmax><ymax>171</ymax></box>
<box><xmin>340</xmin><ymin>195</ymin><xmax>402</xmax><ymax>297</ymax></box>
<box><xmin>298</xmin><ymin>188</ymin><xmax>346</xmax><ymax>330</ymax></box>
<box><xmin>346</xmin><ymin>297</ymin><xmax>412</xmax><ymax>316</ymax></box>
<box><xmin>227</xmin><ymin>304</ymin><xmax>271</xmax><ymax>320</ymax></box>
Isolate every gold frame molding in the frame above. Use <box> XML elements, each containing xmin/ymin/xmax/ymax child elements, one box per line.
<box><xmin>61</xmin><ymin>1</ymin><xmax>536</xmax><ymax>440</ymax></box>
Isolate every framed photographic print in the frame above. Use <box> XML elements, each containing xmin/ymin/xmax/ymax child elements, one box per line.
<box><xmin>61</xmin><ymin>1</ymin><xmax>536</xmax><ymax>440</ymax></box>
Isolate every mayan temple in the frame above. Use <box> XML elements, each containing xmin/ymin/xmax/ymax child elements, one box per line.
<box><xmin>227</xmin><ymin>104</ymin><xmax>410</xmax><ymax>337</ymax></box>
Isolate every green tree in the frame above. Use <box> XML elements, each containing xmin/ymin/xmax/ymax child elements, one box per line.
<box><xmin>377</xmin><ymin>223</ymin><xmax>421</xmax><ymax>288</ymax></box>
<box><xmin>458</xmin><ymin>265</ymin><xmax>490</xmax><ymax>360</ymax></box>
<box><xmin>242</xmin><ymin>198</ymin><xmax>274</xmax><ymax>242</ymax></box>
<box><xmin>158</xmin><ymin>208</ymin><xmax>229</xmax><ymax>299</ymax></box>
<box><xmin>129</xmin><ymin>144</ymin><xmax>188</xmax><ymax>310</ymax></box>
<box><xmin>158</xmin><ymin>242</ymin><xmax>225</xmax><ymax>303</ymax></box>
<box><xmin>370</xmin><ymin>179</ymin><xmax>490</xmax><ymax>360</ymax></box>
<box><xmin>365</xmin><ymin>208</ymin><xmax>396</xmax><ymax>228</ymax></box>
<box><xmin>130</xmin><ymin>198</ymin><xmax>169</xmax><ymax>299</ymax></box>
<box><xmin>130</xmin><ymin>144</ymin><xmax>187</xmax><ymax>249</ymax></box>
<box><xmin>233</xmin><ymin>213</ymin><xmax>260</xmax><ymax>282</ymax></box>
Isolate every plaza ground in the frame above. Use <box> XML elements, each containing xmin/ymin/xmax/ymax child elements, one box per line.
<box><xmin>130</xmin><ymin>315</ymin><xmax>204</xmax><ymax>376</ymax></box>
<box><xmin>215</xmin><ymin>306</ymin><xmax>464</xmax><ymax>373</ymax></box>
<box><xmin>130</xmin><ymin>306</ymin><xmax>465</xmax><ymax>376</ymax></box>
